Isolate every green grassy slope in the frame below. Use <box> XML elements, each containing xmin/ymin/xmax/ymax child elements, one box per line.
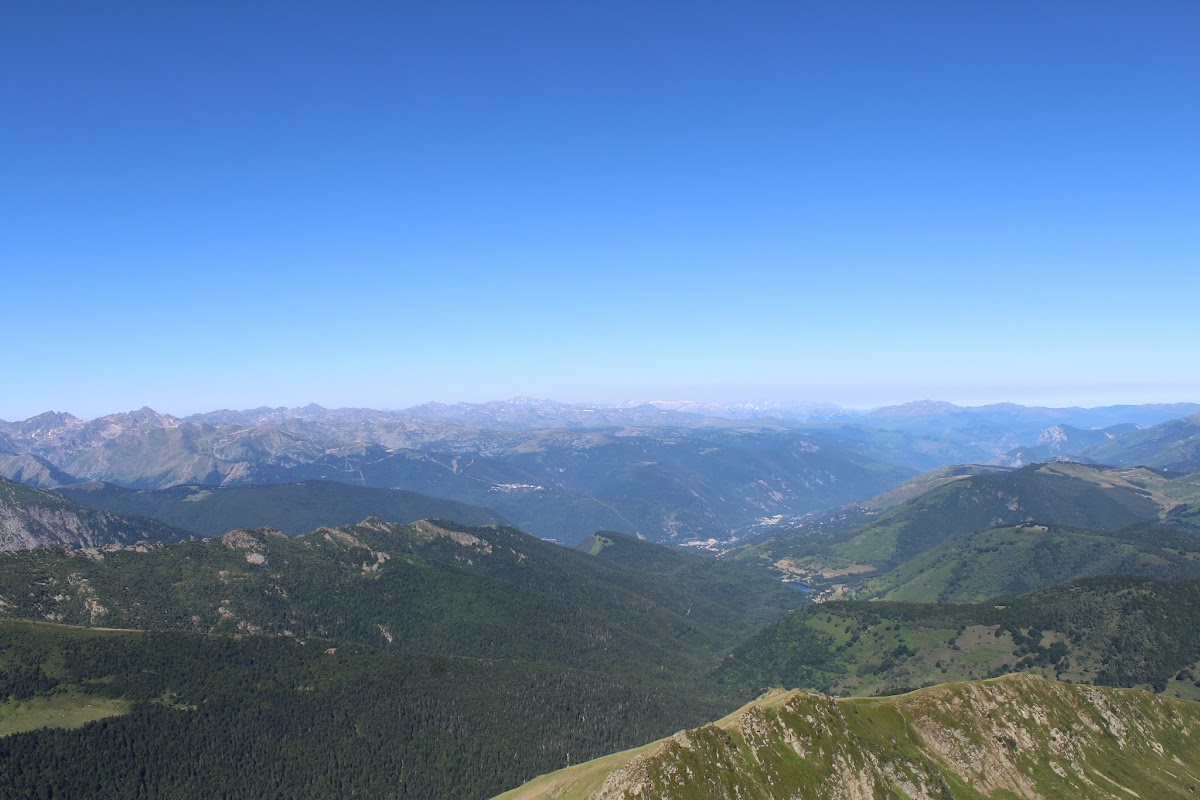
<box><xmin>732</xmin><ymin>462</ymin><xmax>1200</xmax><ymax>587</ymax></box>
<box><xmin>717</xmin><ymin>578</ymin><xmax>1200</xmax><ymax>700</ymax></box>
<box><xmin>1082</xmin><ymin>411</ymin><xmax>1200</xmax><ymax>472</ymax></box>
<box><xmin>852</xmin><ymin>523</ymin><xmax>1200</xmax><ymax>603</ymax></box>
<box><xmin>857</xmin><ymin>463</ymin><xmax>1014</xmax><ymax>510</ymax></box>
<box><xmin>829</xmin><ymin>463</ymin><xmax>1167</xmax><ymax>567</ymax></box>
<box><xmin>55</xmin><ymin>479</ymin><xmax>509</xmax><ymax>537</ymax></box>
<box><xmin>497</xmin><ymin>674</ymin><xmax>1200</xmax><ymax>800</ymax></box>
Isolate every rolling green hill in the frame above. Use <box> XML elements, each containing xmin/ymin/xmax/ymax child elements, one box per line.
<box><xmin>717</xmin><ymin>578</ymin><xmax>1200</xmax><ymax>700</ymax></box>
<box><xmin>55</xmin><ymin>479</ymin><xmax>509</xmax><ymax>537</ymax></box>
<box><xmin>852</xmin><ymin>523</ymin><xmax>1200</xmax><ymax>603</ymax></box>
<box><xmin>733</xmin><ymin>462</ymin><xmax>1200</xmax><ymax>588</ymax></box>
<box><xmin>858</xmin><ymin>463</ymin><xmax>1015</xmax><ymax>510</ymax></box>
<box><xmin>496</xmin><ymin>674</ymin><xmax>1200</xmax><ymax>800</ymax></box>
<box><xmin>0</xmin><ymin>477</ymin><xmax>191</xmax><ymax>551</ymax></box>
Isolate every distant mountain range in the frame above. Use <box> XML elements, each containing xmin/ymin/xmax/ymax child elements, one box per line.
<box><xmin>394</xmin><ymin>397</ymin><xmax>1200</xmax><ymax>431</ymax></box>
<box><xmin>2</xmin><ymin>399</ymin><xmax>1198</xmax><ymax>544</ymax></box>
<box><xmin>1078</xmin><ymin>411</ymin><xmax>1200</xmax><ymax>473</ymax></box>
<box><xmin>0</xmin><ymin>407</ymin><xmax>919</xmax><ymax>543</ymax></box>
<box><xmin>5</xmin><ymin>398</ymin><xmax>1198</xmax><ymax>448</ymax></box>
<box><xmin>991</xmin><ymin>422</ymin><xmax>1136</xmax><ymax>466</ymax></box>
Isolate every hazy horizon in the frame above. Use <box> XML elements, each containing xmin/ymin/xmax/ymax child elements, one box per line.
<box><xmin>4</xmin><ymin>391</ymin><xmax>1199</xmax><ymax>425</ymax></box>
<box><xmin>4</xmin><ymin>3</ymin><xmax>1197</xmax><ymax>424</ymax></box>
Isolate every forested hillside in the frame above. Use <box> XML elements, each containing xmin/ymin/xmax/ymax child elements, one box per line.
<box><xmin>0</xmin><ymin>519</ymin><xmax>798</xmax><ymax>679</ymax></box>
<box><xmin>0</xmin><ymin>522</ymin><xmax>802</xmax><ymax>797</ymax></box>
<box><xmin>0</xmin><ymin>620</ymin><xmax>726</xmax><ymax>799</ymax></box>
<box><xmin>717</xmin><ymin>578</ymin><xmax>1200</xmax><ymax>699</ymax></box>
<box><xmin>55</xmin><ymin>479</ymin><xmax>508</xmax><ymax>537</ymax></box>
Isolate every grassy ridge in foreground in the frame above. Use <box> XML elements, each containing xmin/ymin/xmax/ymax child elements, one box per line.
<box><xmin>497</xmin><ymin>674</ymin><xmax>1200</xmax><ymax>800</ymax></box>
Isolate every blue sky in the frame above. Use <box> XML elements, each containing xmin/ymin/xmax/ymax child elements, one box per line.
<box><xmin>2</xmin><ymin>1</ymin><xmax>1198</xmax><ymax>419</ymax></box>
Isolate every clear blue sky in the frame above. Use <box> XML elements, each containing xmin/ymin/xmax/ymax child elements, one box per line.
<box><xmin>3</xmin><ymin>1</ymin><xmax>1198</xmax><ymax>420</ymax></box>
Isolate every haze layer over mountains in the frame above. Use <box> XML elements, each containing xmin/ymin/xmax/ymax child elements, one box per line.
<box><xmin>2</xmin><ymin>398</ymin><xmax>1198</xmax><ymax>548</ymax></box>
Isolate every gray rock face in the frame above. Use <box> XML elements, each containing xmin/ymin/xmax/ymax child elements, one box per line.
<box><xmin>0</xmin><ymin>454</ymin><xmax>80</xmax><ymax>488</ymax></box>
<box><xmin>0</xmin><ymin>477</ymin><xmax>191</xmax><ymax>551</ymax></box>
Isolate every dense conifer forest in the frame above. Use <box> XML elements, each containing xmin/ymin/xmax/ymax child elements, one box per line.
<box><xmin>0</xmin><ymin>622</ymin><xmax>730</xmax><ymax>799</ymax></box>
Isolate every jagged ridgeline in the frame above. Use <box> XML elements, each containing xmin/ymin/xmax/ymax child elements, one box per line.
<box><xmin>496</xmin><ymin>674</ymin><xmax>1200</xmax><ymax>800</ymax></box>
<box><xmin>0</xmin><ymin>407</ymin><xmax>922</xmax><ymax>545</ymax></box>
<box><xmin>4</xmin><ymin>401</ymin><xmax>1200</xmax><ymax>544</ymax></box>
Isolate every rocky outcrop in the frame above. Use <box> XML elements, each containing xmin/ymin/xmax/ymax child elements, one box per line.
<box><xmin>0</xmin><ymin>477</ymin><xmax>190</xmax><ymax>551</ymax></box>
